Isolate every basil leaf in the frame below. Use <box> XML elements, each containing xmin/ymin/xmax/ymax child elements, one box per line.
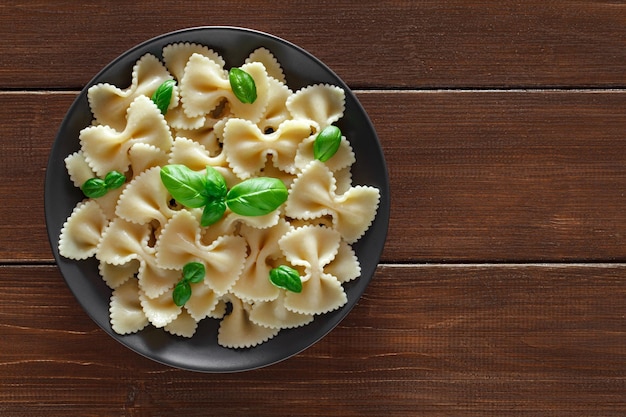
<box><xmin>201</xmin><ymin>199</ymin><xmax>227</xmax><ymax>227</ymax></box>
<box><xmin>226</xmin><ymin>177</ymin><xmax>288</xmax><ymax>217</ymax></box>
<box><xmin>313</xmin><ymin>125</ymin><xmax>342</xmax><ymax>162</ymax></box>
<box><xmin>183</xmin><ymin>262</ymin><xmax>205</xmax><ymax>284</ymax></box>
<box><xmin>81</xmin><ymin>178</ymin><xmax>108</xmax><ymax>198</ymax></box>
<box><xmin>151</xmin><ymin>79</ymin><xmax>176</xmax><ymax>115</ymax></box>
<box><xmin>104</xmin><ymin>170</ymin><xmax>125</xmax><ymax>190</ymax></box>
<box><xmin>160</xmin><ymin>165</ymin><xmax>209</xmax><ymax>208</ymax></box>
<box><xmin>229</xmin><ymin>68</ymin><xmax>257</xmax><ymax>104</ymax></box>
<box><xmin>172</xmin><ymin>281</ymin><xmax>191</xmax><ymax>306</ymax></box>
<box><xmin>204</xmin><ymin>166</ymin><xmax>227</xmax><ymax>199</ymax></box>
<box><xmin>269</xmin><ymin>265</ymin><xmax>303</xmax><ymax>293</ymax></box>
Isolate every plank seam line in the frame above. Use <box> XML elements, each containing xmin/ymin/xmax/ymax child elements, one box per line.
<box><xmin>354</xmin><ymin>88</ymin><xmax>626</xmax><ymax>94</ymax></box>
<box><xmin>378</xmin><ymin>262</ymin><xmax>626</xmax><ymax>268</ymax></box>
<box><xmin>2</xmin><ymin>262</ymin><xmax>626</xmax><ymax>268</ymax></box>
<box><xmin>2</xmin><ymin>87</ymin><xmax>626</xmax><ymax>94</ymax></box>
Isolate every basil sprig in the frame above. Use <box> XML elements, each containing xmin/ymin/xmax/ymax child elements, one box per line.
<box><xmin>160</xmin><ymin>164</ymin><xmax>226</xmax><ymax>208</ymax></box>
<box><xmin>160</xmin><ymin>164</ymin><xmax>288</xmax><ymax>227</ymax></box>
<box><xmin>269</xmin><ymin>265</ymin><xmax>303</xmax><ymax>293</ymax></box>
<box><xmin>226</xmin><ymin>177</ymin><xmax>288</xmax><ymax>217</ymax></box>
<box><xmin>151</xmin><ymin>79</ymin><xmax>176</xmax><ymax>115</ymax></box>
<box><xmin>173</xmin><ymin>262</ymin><xmax>206</xmax><ymax>306</ymax></box>
<box><xmin>229</xmin><ymin>68</ymin><xmax>257</xmax><ymax>104</ymax></box>
<box><xmin>81</xmin><ymin>170</ymin><xmax>125</xmax><ymax>198</ymax></box>
<box><xmin>313</xmin><ymin>125</ymin><xmax>342</xmax><ymax>162</ymax></box>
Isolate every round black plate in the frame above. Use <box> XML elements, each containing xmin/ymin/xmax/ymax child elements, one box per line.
<box><xmin>45</xmin><ymin>27</ymin><xmax>390</xmax><ymax>372</ymax></box>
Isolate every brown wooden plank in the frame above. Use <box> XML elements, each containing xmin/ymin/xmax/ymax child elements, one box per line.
<box><xmin>1</xmin><ymin>264</ymin><xmax>626</xmax><ymax>416</ymax></box>
<box><xmin>361</xmin><ymin>90</ymin><xmax>626</xmax><ymax>261</ymax></box>
<box><xmin>0</xmin><ymin>92</ymin><xmax>69</xmax><ymax>262</ymax></box>
<box><xmin>1</xmin><ymin>1</ymin><xmax>626</xmax><ymax>89</ymax></box>
<box><xmin>2</xmin><ymin>90</ymin><xmax>626</xmax><ymax>262</ymax></box>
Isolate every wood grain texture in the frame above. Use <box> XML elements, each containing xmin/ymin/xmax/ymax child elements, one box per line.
<box><xmin>362</xmin><ymin>90</ymin><xmax>626</xmax><ymax>262</ymax></box>
<box><xmin>2</xmin><ymin>91</ymin><xmax>625</xmax><ymax>262</ymax></box>
<box><xmin>1</xmin><ymin>1</ymin><xmax>625</xmax><ymax>89</ymax></box>
<box><xmin>1</xmin><ymin>265</ymin><xmax>625</xmax><ymax>416</ymax></box>
<box><xmin>2</xmin><ymin>1</ymin><xmax>626</xmax><ymax>415</ymax></box>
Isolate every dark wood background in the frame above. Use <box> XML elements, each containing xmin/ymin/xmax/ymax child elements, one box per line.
<box><xmin>1</xmin><ymin>1</ymin><xmax>626</xmax><ymax>415</ymax></box>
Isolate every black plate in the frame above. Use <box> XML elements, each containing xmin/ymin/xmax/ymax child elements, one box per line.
<box><xmin>44</xmin><ymin>27</ymin><xmax>390</xmax><ymax>372</ymax></box>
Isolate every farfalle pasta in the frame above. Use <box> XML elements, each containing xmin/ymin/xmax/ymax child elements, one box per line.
<box><xmin>58</xmin><ymin>43</ymin><xmax>380</xmax><ymax>348</ymax></box>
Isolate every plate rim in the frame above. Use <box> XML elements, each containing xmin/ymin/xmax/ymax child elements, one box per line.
<box><xmin>44</xmin><ymin>26</ymin><xmax>390</xmax><ymax>373</ymax></box>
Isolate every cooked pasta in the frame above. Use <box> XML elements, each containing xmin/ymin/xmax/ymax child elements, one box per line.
<box><xmin>58</xmin><ymin>44</ymin><xmax>380</xmax><ymax>348</ymax></box>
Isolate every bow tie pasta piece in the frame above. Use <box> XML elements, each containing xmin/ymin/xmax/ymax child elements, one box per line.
<box><xmin>286</xmin><ymin>84</ymin><xmax>345</xmax><ymax>130</ymax></box>
<box><xmin>168</xmin><ymin>137</ymin><xmax>239</xmax><ymax>191</ymax></box>
<box><xmin>162</xmin><ymin>42</ymin><xmax>225</xmax><ymax>82</ymax></box>
<box><xmin>115</xmin><ymin>166</ymin><xmax>176</xmax><ymax>227</ymax></box>
<box><xmin>64</xmin><ymin>151</ymin><xmax>95</xmax><ymax>188</ymax></box>
<box><xmin>246</xmin><ymin>47</ymin><xmax>286</xmax><ymax>84</ymax></box>
<box><xmin>178</xmin><ymin>53</ymin><xmax>230</xmax><ymax>118</ymax></box>
<box><xmin>139</xmin><ymin>286</ymin><xmax>182</xmax><ymax>328</ymax></box>
<box><xmin>280</xmin><ymin>225</ymin><xmax>340</xmax><ymax>269</ymax></box>
<box><xmin>58</xmin><ymin>200</ymin><xmax>108</xmax><ymax>260</ymax></box>
<box><xmin>88</xmin><ymin>53</ymin><xmax>176</xmax><ymax>131</ymax></box>
<box><xmin>128</xmin><ymin>143</ymin><xmax>169</xmax><ymax>177</ymax></box>
<box><xmin>257</xmin><ymin>160</ymin><xmax>298</xmax><ymax>189</ymax></box>
<box><xmin>286</xmin><ymin>268</ymin><xmax>346</xmax><ymax>315</ymax></box>
<box><xmin>217</xmin><ymin>295</ymin><xmax>280</xmax><ymax>349</ymax></box>
<box><xmin>97</xmin><ymin>218</ymin><xmax>180</xmax><ymax>298</ymax></box>
<box><xmin>168</xmin><ymin>136</ymin><xmax>228</xmax><ymax>172</ymax></box>
<box><xmin>182</xmin><ymin>280</ymin><xmax>220</xmax><ymax>322</ymax></box>
<box><xmin>64</xmin><ymin>150</ymin><xmax>130</xmax><ymax>219</ymax></box>
<box><xmin>324</xmin><ymin>240</ymin><xmax>361</xmax><ymax>284</ymax></box>
<box><xmin>142</xmin><ymin>280</ymin><xmax>220</xmax><ymax>335</ymax></box>
<box><xmin>80</xmin><ymin>95</ymin><xmax>173</xmax><ymax>177</ymax></box>
<box><xmin>227</xmin><ymin>62</ymin><xmax>271</xmax><ymax>122</ymax></box>
<box><xmin>223</xmin><ymin>118</ymin><xmax>313</xmax><ymax>179</ymax></box>
<box><xmin>162</xmin><ymin>43</ymin><xmax>226</xmax><ymax>130</ymax></box>
<box><xmin>165</xmin><ymin>105</ymin><xmax>206</xmax><ymax>131</ymax></box>
<box><xmin>99</xmin><ymin>259</ymin><xmax>140</xmax><ymax>289</ymax></box>
<box><xmin>164</xmin><ymin>309</ymin><xmax>198</xmax><ymax>338</ymax></box>
<box><xmin>286</xmin><ymin>161</ymin><xmax>380</xmax><ymax>243</ymax></box>
<box><xmin>244</xmin><ymin>50</ymin><xmax>288</xmax><ymax>135</ymax></box>
<box><xmin>172</xmin><ymin>110</ymin><xmax>230</xmax><ymax>154</ymax></box>
<box><xmin>249</xmin><ymin>290</ymin><xmax>314</xmax><ymax>330</ymax></box>
<box><xmin>231</xmin><ymin>219</ymin><xmax>292</xmax><ymax>302</ymax></box>
<box><xmin>294</xmin><ymin>131</ymin><xmax>356</xmax><ymax>173</ymax></box>
<box><xmin>109</xmin><ymin>279</ymin><xmax>149</xmax><ymax>335</ymax></box>
<box><xmin>180</xmin><ymin>55</ymin><xmax>270</xmax><ymax>123</ymax></box>
<box><xmin>155</xmin><ymin>210</ymin><xmax>247</xmax><ymax>295</ymax></box>
<box><xmin>333</xmin><ymin>166</ymin><xmax>353</xmax><ymax>195</ymax></box>
<box><xmin>159</xmin><ymin>256</ymin><xmax>220</xmax><ymax>334</ymax></box>
<box><xmin>256</xmin><ymin>76</ymin><xmax>293</xmax><ymax>133</ymax></box>
<box><xmin>91</xmin><ymin>184</ymin><xmax>126</xmax><ymax>221</ymax></box>
<box><xmin>209</xmin><ymin>297</ymin><xmax>228</xmax><ymax>320</ymax></box>
<box><xmin>224</xmin><ymin>209</ymin><xmax>282</xmax><ymax>231</ymax></box>
<box><xmin>198</xmin><ymin>213</ymin><xmax>240</xmax><ymax>247</ymax></box>
<box><xmin>278</xmin><ymin>225</ymin><xmax>348</xmax><ymax>315</ymax></box>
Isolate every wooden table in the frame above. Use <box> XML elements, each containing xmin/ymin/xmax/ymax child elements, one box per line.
<box><xmin>2</xmin><ymin>1</ymin><xmax>626</xmax><ymax>415</ymax></box>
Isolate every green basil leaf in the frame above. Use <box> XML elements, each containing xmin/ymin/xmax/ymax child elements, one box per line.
<box><xmin>160</xmin><ymin>164</ymin><xmax>209</xmax><ymax>208</ymax></box>
<box><xmin>226</xmin><ymin>177</ymin><xmax>288</xmax><ymax>217</ymax></box>
<box><xmin>81</xmin><ymin>178</ymin><xmax>108</xmax><ymax>198</ymax></box>
<box><xmin>201</xmin><ymin>199</ymin><xmax>227</xmax><ymax>227</ymax></box>
<box><xmin>313</xmin><ymin>125</ymin><xmax>342</xmax><ymax>162</ymax></box>
<box><xmin>104</xmin><ymin>170</ymin><xmax>125</xmax><ymax>190</ymax></box>
<box><xmin>204</xmin><ymin>166</ymin><xmax>227</xmax><ymax>199</ymax></box>
<box><xmin>183</xmin><ymin>262</ymin><xmax>205</xmax><ymax>284</ymax></box>
<box><xmin>269</xmin><ymin>265</ymin><xmax>303</xmax><ymax>293</ymax></box>
<box><xmin>229</xmin><ymin>68</ymin><xmax>257</xmax><ymax>104</ymax></box>
<box><xmin>151</xmin><ymin>79</ymin><xmax>176</xmax><ymax>115</ymax></box>
<box><xmin>172</xmin><ymin>281</ymin><xmax>191</xmax><ymax>306</ymax></box>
